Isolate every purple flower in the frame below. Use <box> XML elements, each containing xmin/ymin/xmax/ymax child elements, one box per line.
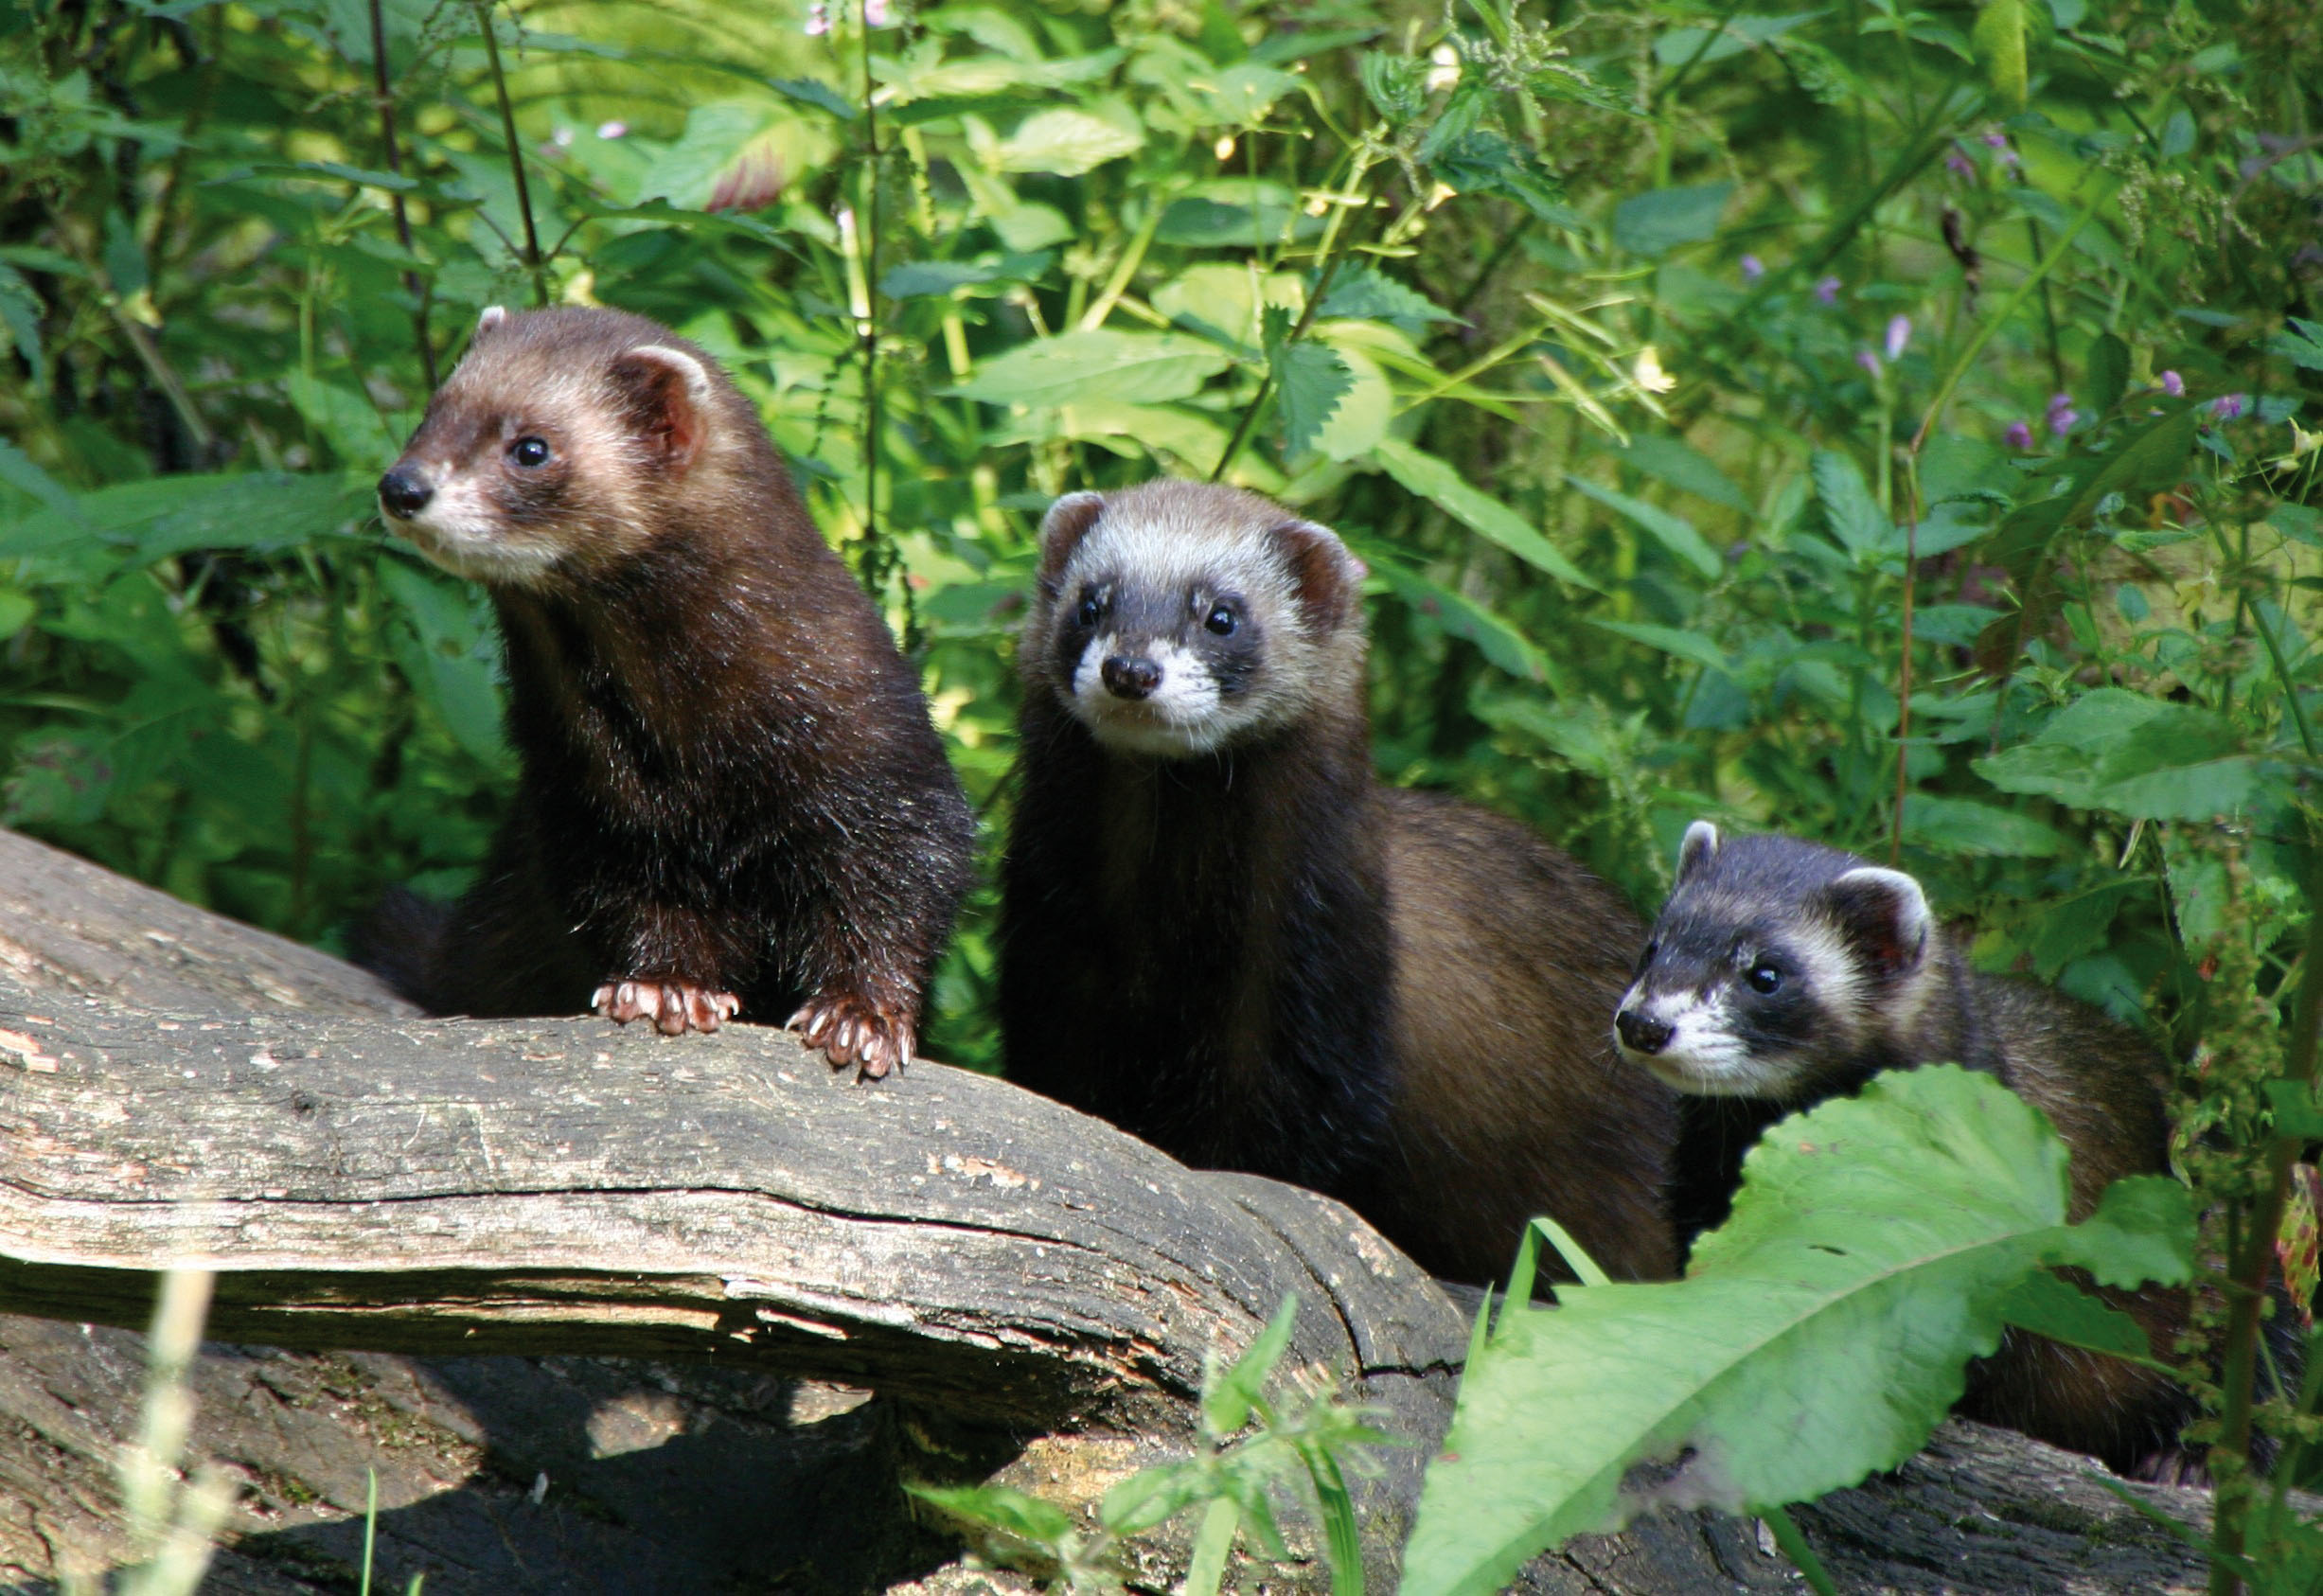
<box><xmin>1856</xmin><ymin>348</ymin><xmax>1882</xmax><ymax>377</ymax></box>
<box><xmin>1816</xmin><ymin>275</ymin><xmax>1841</xmax><ymax>306</ymax></box>
<box><xmin>2212</xmin><ymin>393</ymin><xmax>2246</xmax><ymax>420</ymax></box>
<box><xmin>1982</xmin><ymin>130</ymin><xmax>2009</xmax><ymax>149</ymax></box>
<box><xmin>2159</xmin><ymin>369</ymin><xmax>2184</xmax><ymax>397</ymax></box>
<box><xmin>1945</xmin><ymin>149</ymin><xmax>1974</xmax><ymax>179</ymax></box>
<box><xmin>805</xmin><ymin>1</ymin><xmax>828</xmax><ymax>33</ymax></box>
<box><xmin>1885</xmin><ymin>315</ymin><xmax>1910</xmax><ymax>360</ymax></box>
<box><xmin>2005</xmin><ymin>420</ymin><xmax>2034</xmax><ymax>451</ymax></box>
<box><xmin>2048</xmin><ymin>404</ymin><xmax>2079</xmax><ymax>436</ymax></box>
<box><xmin>1740</xmin><ymin>254</ymin><xmax>1764</xmax><ymax>283</ymax></box>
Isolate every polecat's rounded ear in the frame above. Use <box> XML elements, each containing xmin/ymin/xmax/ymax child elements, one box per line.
<box><xmin>476</xmin><ymin>305</ymin><xmax>509</xmax><ymax>335</ymax></box>
<box><xmin>1825</xmin><ymin>866</ymin><xmax>1933</xmax><ymax>978</ymax></box>
<box><xmin>1037</xmin><ymin>491</ymin><xmax>1106</xmax><ymax>596</ymax></box>
<box><xmin>1269</xmin><ymin>519</ymin><xmax>1365</xmax><ymax>632</ymax></box>
<box><xmin>1676</xmin><ymin>820</ymin><xmax>1721</xmax><ymax>882</ymax></box>
<box><xmin>610</xmin><ymin>343</ymin><xmax>715</xmax><ymax>468</ymax></box>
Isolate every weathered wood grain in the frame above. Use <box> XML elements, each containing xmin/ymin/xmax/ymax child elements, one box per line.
<box><xmin>0</xmin><ymin>826</ymin><xmax>2246</xmax><ymax>1594</ymax></box>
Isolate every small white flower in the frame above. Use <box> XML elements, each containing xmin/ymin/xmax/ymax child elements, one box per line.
<box><xmin>1215</xmin><ymin>134</ymin><xmax>1236</xmax><ymax>162</ymax></box>
<box><xmin>1426</xmin><ymin>44</ymin><xmax>1461</xmax><ymax>93</ymax></box>
<box><xmin>864</xmin><ymin>0</ymin><xmax>892</xmax><ymax>24</ymax></box>
<box><xmin>552</xmin><ymin>125</ymin><xmax>574</xmax><ymax>148</ymax></box>
<box><xmin>1633</xmin><ymin>346</ymin><xmax>1676</xmax><ymax>394</ymax></box>
<box><xmin>596</xmin><ymin>120</ymin><xmax>628</xmax><ymax>140</ymax></box>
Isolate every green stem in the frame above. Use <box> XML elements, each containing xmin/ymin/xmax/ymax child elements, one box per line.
<box><xmin>474</xmin><ymin>0</ymin><xmax>547</xmax><ymax>307</ymax></box>
<box><xmin>2208</xmin><ymin>841</ymin><xmax>2323</xmax><ymax>1595</ymax></box>
<box><xmin>368</xmin><ymin>0</ymin><xmax>434</xmax><ymax>386</ymax></box>
<box><xmin>1182</xmin><ymin>1498</ymin><xmax>1239</xmax><ymax>1596</ymax></box>
<box><xmin>1208</xmin><ymin>195</ymin><xmax>1366</xmax><ymax>482</ymax></box>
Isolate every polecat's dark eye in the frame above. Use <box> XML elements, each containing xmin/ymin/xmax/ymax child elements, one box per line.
<box><xmin>510</xmin><ymin>436</ymin><xmax>551</xmax><ymax>468</ymax></box>
<box><xmin>1747</xmin><ymin>964</ymin><xmax>1783</xmax><ymax>994</ymax></box>
<box><xmin>1204</xmin><ymin>603</ymin><xmax>1237</xmax><ymax>636</ymax></box>
<box><xmin>1074</xmin><ymin>593</ymin><xmax>1101</xmax><ymax>629</ymax></box>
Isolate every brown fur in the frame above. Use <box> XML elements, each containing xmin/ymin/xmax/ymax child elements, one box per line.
<box><xmin>365</xmin><ymin>307</ymin><xmax>974</xmax><ymax>1075</ymax></box>
<box><xmin>1000</xmin><ymin>480</ymin><xmax>1676</xmax><ymax>1285</ymax></box>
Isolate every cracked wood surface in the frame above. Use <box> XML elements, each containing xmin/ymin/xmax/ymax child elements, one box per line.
<box><xmin>0</xmin><ymin>826</ymin><xmax>2244</xmax><ymax>1593</ymax></box>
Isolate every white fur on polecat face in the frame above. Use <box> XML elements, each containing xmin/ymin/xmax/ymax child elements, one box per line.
<box><xmin>1028</xmin><ymin>483</ymin><xmax>1365</xmax><ymax>759</ymax></box>
<box><xmin>1613</xmin><ymin>821</ymin><xmax>1938</xmax><ymax>1100</ymax></box>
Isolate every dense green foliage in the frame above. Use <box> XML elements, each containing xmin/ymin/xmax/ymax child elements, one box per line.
<box><xmin>5</xmin><ymin>0</ymin><xmax>2322</xmax><ymax>1585</ymax></box>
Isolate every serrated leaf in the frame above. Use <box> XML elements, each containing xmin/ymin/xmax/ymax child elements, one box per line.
<box><xmin>1374</xmin><ymin>438</ymin><xmax>1598</xmax><ymax>591</ymax></box>
<box><xmin>1318</xmin><ymin>265</ymin><xmax>1459</xmax><ymax>330</ymax></box>
<box><xmin>1359</xmin><ymin>51</ymin><xmax>1427</xmax><ymax>122</ymax></box>
<box><xmin>1564</xmin><ymin>475</ymin><xmax>1724</xmax><ymax>580</ymax></box>
<box><xmin>1973</xmin><ymin>688</ymin><xmax>2262</xmax><ymax>821</ymax></box>
<box><xmin>1611</xmin><ymin>183</ymin><xmax>1733</xmax><ymax>257</ymax></box>
<box><xmin>1610</xmin><ymin>435</ymin><xmax>1751</xmax><ymax>514</ymax></box>
<box><xmin>1273</xmin><ymin>341</ymin><xmax>1355</xmax><ymax>460</ymax></box>
<box><xmin>949</xmin><ymin>329</ymin><xmax>1233</xmax><ymax>408</ymax></box>
<box><xmin>1586</xmin><ymin>617</ymin><xmax>1729</xmax><ymax>672</ymax></box>
<box><xmin>1204</xmin><ymin>1295</ymin><xmax>1299</xmax><ymax>1438</ymax></box>
<box><xmin>1398</xmin><ymin>1067</ymin><xmax>2193</xmax><ymax>1596</ymax></box>
<box><xmin>1431</xmin><ymin>132</ymin><xmax>1586</xmax><ymax>228</ymax></box>
<box><xmin>1811</xmin><ymin>451</ymin><xmax>1892</xmax><ymax>559</ymax></box>
<box><xmin>2268</xmin><ymin>317</ymin><xmax>2323</xmax><ymax>372</ymax></box>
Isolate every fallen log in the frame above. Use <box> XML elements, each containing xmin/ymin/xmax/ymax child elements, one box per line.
<box><xmin>0</xmin><ymin>826</ymin><xmax>2243</xmax><ymax>1593</ymax></box>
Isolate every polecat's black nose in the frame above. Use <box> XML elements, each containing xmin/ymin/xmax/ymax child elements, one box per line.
<box><xmin>1615</xmin><ymin>1009</ymin><xmax>1673</xmax><ymax>1055</ymax></box>
<box><xmin>379</xmin><ymin>467</ymin><xmax>433</xmax><ymax>519</ymax></box>
<box><xmin>1101</xmin><ymin>655</ymin><xmax>1162</xmax><ymax>700</ymax></box>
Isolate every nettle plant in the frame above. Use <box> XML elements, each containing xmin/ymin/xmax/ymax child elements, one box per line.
<box><xmin>2</xmin><ymin>0</ymin><xmax>2320</xmax><ymax>1584</ymax></box>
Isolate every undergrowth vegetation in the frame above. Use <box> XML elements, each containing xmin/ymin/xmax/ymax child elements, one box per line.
<box><xmin>4</xmin><ymin>0</ymin><xmax>2320</xmax><ymax>1587</ymax></box>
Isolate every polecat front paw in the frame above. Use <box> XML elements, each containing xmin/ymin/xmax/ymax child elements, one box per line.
<box><xmin>594</xmin><ymin>979</ymin><xmax>741</xmax><ymax>1037</ymax></box>
<box><xmin>787</xmin><ymin>992</ymin><xmax>915</xmax><ymax>1081</ymax></box>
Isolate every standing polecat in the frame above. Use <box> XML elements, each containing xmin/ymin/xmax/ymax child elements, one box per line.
<box><xmin>368</xmin><ymin>306</ymin><xmax>974</xmax><ymax>1076</ymax></box>
<box><xmin>998</xmin><ymin>480</ymin><xmax>1676</xmax><ymax>1286</ymax></box>
<box><xmin>1614</xmin><ymin>823</ymin><xmax>2199</xmax><ymax>1476</ymax></box>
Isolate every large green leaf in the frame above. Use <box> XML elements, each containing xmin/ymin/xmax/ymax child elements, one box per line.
<box><xmin>1398</xmin><ymin>1067</ymin><xmax>2193</xmax><ymax>1596</ymax></box>
<box><xmin>1611</xmin><ymin>184</ymin><xmax>1733</xmax><ymax>257</ymax></box>
<box><xmin>1374</xmin><ymin>439</ymin><xmax>1598</xmax><ymax>591</ymax></box>
<box><xmin>949</xmin><ymin>329</ymin><xmax>1234</xmax><ymax>408</ymax></box>
<box><xmin>1810</xmin><ymin>450</ymin><xmax>1891</xmax><ymax>561</ymax></box>
<box><xmin>1563</xmin><ymin>474</ymin><xmax>1724</xmax><ymax>580</ymax></box>
<box><xmin>1973</xmin><ymin>688</ymin><xmax>2266</xmax><ymax>821</ymax></box>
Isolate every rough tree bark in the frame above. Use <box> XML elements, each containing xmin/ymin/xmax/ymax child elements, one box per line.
<box><xmin>0</xmin><ymin>827</ymin><xmax>2236</xmax><ymax>1594</ymax></box>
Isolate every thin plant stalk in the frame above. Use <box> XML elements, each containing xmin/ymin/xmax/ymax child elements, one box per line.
<box><xmin>2208</xmin><ymin>840</ymin><xmax>2323</xmax><ymax>1595</ymax></box>
<box><xmin>1890</xmin><ymin>453</ymin><xmax>1922</xmax><ymax>862</ymax></box>
<box><xmin>473</xmin><ymin>0</ymin><xmax>547</xmax><ymax>307</ymax></box>
<box><xmin>368</xmin><ymin>0</ymin><xmax>434</xmax><ymax>386</ymax></box>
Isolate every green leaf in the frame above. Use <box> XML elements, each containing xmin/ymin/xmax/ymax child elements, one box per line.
<box><xmin>1973</xmin><ymin>0</ymin><xmax>2030</xmax><ymax>109</ymax></box>
<box><xmin>0</xmin><ymin>437</ymin><xmax>78</xmax><ymax>522</ymax></box>
<box><xmin>906</xmin><ymin>1482</ymin><xmax>1075</xmax><ymax>1548</ymax></box>
<box><xmin>2085</xmin><ymin>331</ymin><xmax>2130</xmax><ymax>415</ymax></box>
<box><xmin>878</xmin><ymin>253</ymin><xmax>1051</xmax><ymax>299</ymax></box>
<box><xmin>1363</xmin><ymin>552</ymin><xmax>1551</xmax><ymax>683</ymax></box>
<box><xmin>1810</xmin><ymin>451</ymin><xmax>1891</xmax><ymax>559</ymax></box>
<box><xmin>134</xmin><ymin>472</ymin><xmax>373</xmax><ymax>562</ymax></box>
<box><xmin>1268</xmin><ymin>312</ymin><xmax>1356</xmax><ymax>461</ymax></box>
<box><xmin>1358</xmin><ymin>52</ymin><xmax>1427</xmax><ymax>122</ymax></box>
<box><xmin>1204</xmin><ymin>1296</ymin><xmax>1299</xmax><ymax>1438</ymax></box>
<box><xmin>1586</xmin><ymin>618</ymin><xmax>1729</xmax><ymax>672</ymax></box>
<box><xmin>1398</xmin><ymin>1068</ymin><xmax>2193</xmax><ymax>1596</ymax></box>
<box><xmin>1430</xmin><ymin>133</ymin><xmax>1585</xmax><ymax>227</ymax></box>
<box><xmin>1374</xmin><ymin>439</ymin><xmax>1599</xmax><ymax>591</ymax></box>
<box><xmin>379</xmin><ymin>558</ymin><xmax>506</xmax><ymax>765</ymax></box>
<box><xmin>1900</xmin><ymin>793</ymin><xmax>2066</xmax><ymax>857</ymax></box>
<box><xmin>949</xmin><ymin>329</ymin><xmax>1234</xmax><ymax>409</ymax></box>
<box><xmin>994</xmin><ymin>108</ymin><xmax>1144</xmax><ymax>176</ymax></box>
<box><xmin>2266</xmin><ymin>1079</ymin><xmax>2323</xmax><ymax>1142</ymax></box>
<box><xmin>0</xmin><ymin>265</ymin><xmax>44</xmax><ymax>384</ymax></box>
<box><xmin>1318</xmin><ymin>265</ymin><xmax>1459</xmax><ymax>331</ymax></box>
<box><xmin>767</xmin><ymin>75</ymin><xmax>859</xmax><ymax>119</ymax></box>
<box><xmin>1611</xmin><ymin>184</ymin><xmax>1733</xmax><ymax>257</ymax></box>
<box><xmin>1653</xmin><ymin>11</ymin><xmax>1822</xmax><ymax>65</ymax></box>
<box><xmin>1563</xmin><ymin>475</ymin><xmax>1724</xmax><ymax>580</ymax></box>
<box><xmin>1610</xmin><ymin>435</ymin><xmax>1751</xmax><ymax>514</ymax></box>
<box><xmin>1973</xmin><ymin>688</ymin><xmax>2262</xmax><ymax>821</ymax></box>
<box><xmin>1995</xmin><ymin>1269</ymin><xmax>2160</xmax><ymax>1363</ymax></box>
<box><xmin>2267</xmin><ymin>317</ymin><xmax>2323</xmax><ymax>372</ymax></box>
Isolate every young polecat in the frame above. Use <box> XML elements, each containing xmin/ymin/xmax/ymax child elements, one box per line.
<box><xmin>368</xmin><ymin>306</ymin><xmax>974</xmax><ymax>1076</ymax></box>
<box><xmin>998</xmin><ymin>480</ymin><xmax>1676</xmax><ymax>1286</ymax></box>
<box><xmin>1614</xmin><ymin>823</ymin><xmax>2197</xmax><ymax>1475</ymax></box>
